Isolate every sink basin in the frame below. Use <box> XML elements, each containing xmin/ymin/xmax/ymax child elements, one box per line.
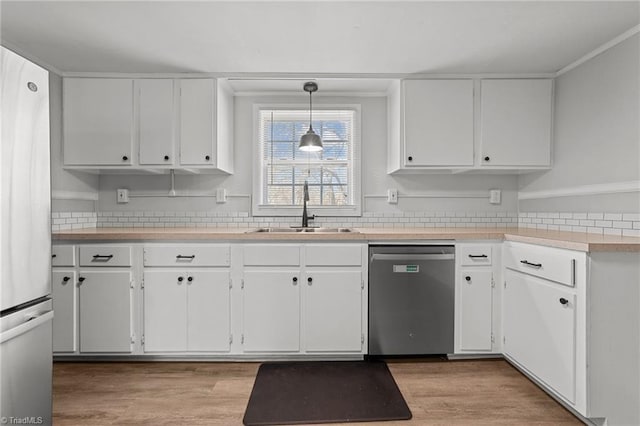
<box><xmin>245</xmin><ymin>227</ymin><xmax>357</xmax><ymax>233</ymax></box>
<box><xmin>246</xmin><ymin>228</ymin><xmax>300</xmax><ymax>233</ymax></box>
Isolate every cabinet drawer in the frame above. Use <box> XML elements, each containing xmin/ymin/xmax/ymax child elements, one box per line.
<box><xmin>143</xmin><ymin>245</ymin><xmax>230</xmax><ymax>267</ymax></box>
<box><xmin>305</xmin><ymin>244</ymin><xmax>362</xmax><ymax>266</ymax></box>
<box><xmin>503</xmin><ymin>242</ymin><xmax>580</xmax><ymax>287</ymax></box>
<box><xmin>243</xmin><ymin>244</ymin><xmax>300</xmax><ymax>266</ymax></box>
<box><xmin>52</xmin><ymin>245</ymin><xmax>76</xmax><ymax>267</ymax></box>
<box><xmin>79</xmin><ymin>245</ymin><xmax>132</xmax><ymax>267</ymax></box>
<box><xmin>458</xmin><ymin>245</ymin><xmax>492</xmax><ymax>266</ymax></box>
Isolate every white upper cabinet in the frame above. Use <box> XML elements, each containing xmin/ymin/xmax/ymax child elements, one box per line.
<box><xmin>138</xmin><ymin>79</ymin><xmax>175</xmax><ymax>166</ymax></box>
<box><xmin>63</xmin><ymin>78</ymin><xmax>133</xmax><ymax>166</ymax></box>
<box><xmin>179</xmin><ymin>79</ymin><xmax>214</xmax><ymax>166</ymax></box>
<box><xmin>403</xmin><ymin>79</ymin><xmax>474</xmax><ymax>167</ymax></box>
<box><xmin>388</xmin><ymin>78</ymin><xmax>553</xmax><ymax>173</ymax></box>
<box><xmin>479</xmin><ymin>79</ymin><xmax>553</xmax><ymax>167</ymax></box>
<box><xmin>63</xmin><ymin>77</ymin><xmax>234</xmax><ymax>173</ymax></box>
<box><xmin>179</xmin><ymin>78</ymin><xmax>234</xmax><ymax>172</ymax></box>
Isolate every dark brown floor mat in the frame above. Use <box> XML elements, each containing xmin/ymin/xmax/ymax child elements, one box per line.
<box><xmin>243</xmin><ymin>361</ymin><xmax>412</xmax><ymax>425</ymax></box>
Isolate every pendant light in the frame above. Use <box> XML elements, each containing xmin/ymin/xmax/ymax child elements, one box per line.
<box><xmin>299</xmin><ymin>81</ymin><xmax>323</xmax><ymax>152</ymax></box>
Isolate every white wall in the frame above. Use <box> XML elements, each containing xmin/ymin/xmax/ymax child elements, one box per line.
<box><xmin>49</xmin><ymin>72</ymin><xmax>99</xmax><ymax>212</ymax></box>
<box><xmin>98</xmin><ymin>94</ymin><xmax>517</xmax><ymax>215</ymax></box>
<box><xmin>518</xmin><ymin>34</ymin><xmax>640</xmax><ymax>213</ymax></box>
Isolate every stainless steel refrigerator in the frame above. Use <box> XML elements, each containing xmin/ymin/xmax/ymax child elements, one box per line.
<box><xmin>0</xmin><ymin>46</ymin><xmax>53</xmax><ymax>424</ymax></box>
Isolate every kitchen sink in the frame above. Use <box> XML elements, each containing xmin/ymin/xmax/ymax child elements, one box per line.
<box><xmin>246</xmin><ymin>227</ymin><xmax>357</xmax><ymax>233</ymax></box>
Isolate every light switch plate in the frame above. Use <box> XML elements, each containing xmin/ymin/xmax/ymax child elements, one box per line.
<box><xmin>116</xmin><ymin>188</ymin><xmax>129</xmax><ymax>204</ymax></box>
<box><xmin>387</xmin><ymin>189</ymin><xmax>398</xmax><ymax>204</ymax></box>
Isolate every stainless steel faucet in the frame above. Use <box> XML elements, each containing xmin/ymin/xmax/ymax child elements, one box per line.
<box><xmin>302</xmin><ymin>180</ymin><xmax>314</xmax><ymax>227</ymax></box>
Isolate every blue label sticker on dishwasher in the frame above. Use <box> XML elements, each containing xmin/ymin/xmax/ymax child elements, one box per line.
<box><xmin>393</xmin><ymin>265</ymin><xmax>419</xmax><ymax>273</ymax></box>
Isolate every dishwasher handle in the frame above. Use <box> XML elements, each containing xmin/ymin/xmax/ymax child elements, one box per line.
<box><xmin>371</xmin><ymin>253</ymin><xmax>454</xmax><ymax>262</ymax></box>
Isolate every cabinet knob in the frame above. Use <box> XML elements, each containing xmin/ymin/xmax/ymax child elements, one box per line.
<box><xmin>164</xmin><ymin>155</ymin><xmax>170</xmax><ymax>161</ymax></box>
<box><xmin>407</xmin><ymin>156</ymin><xmax>413</xmax><ymax>162</ymax></box>
<box><xmin>307</xmin><ymin>277</ymin><xmax>313</xmax><ymax>285</ymax></box>
<box><xmin>559</xmin><ymin>298</ymin><xmax>569</xmax><ymax>306</ymax></box>
<box><xmin>187</xmin><ymin>276</ymin><xmax>193</xmax><ymax>283</ymax></box>
<box><xmin>78</xmin><ymin>277</ymin><xmax>85</xmax><ymax>283</ymax></box>
<box><xmin>205</xmin><ymin>155</ymin><xmax>211</xmax><ymax>161</ymax></box>
<box><xmin>52</xmin><ymin>254</ymin><xmax>57</xmax><ymax>258</ymax></box>
<box><xmin>484</xmin><ymin>156</ymin><xmax>490</xmax><ymax>162</ymax></box>
<box><xmin>122</xmin><ymin>155</ymin><xmax>129</xmax><ymax>161</ymax></box>
<box><xmin>465</xmin><ymin>276</ymin><xmax>471</xmax><ymax>282</ymax></box>
<box><xmin>63</xmin><ymin>276</ymin><xmax>71</xmax><ymax>283</ymax></box>
<box><xmin>178</xmin><ymin>276</ymin><xmax>184</xmax><ymax>283</ymax></box>
<box><xmin>292</xmin><ymin>277</ymin><xmax>298</xmax><ymax>285</ymax></box>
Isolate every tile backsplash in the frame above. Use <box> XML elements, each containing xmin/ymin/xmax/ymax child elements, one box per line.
<box><xmin>91</xmin><ymin>210</ymin><xmax>518</xmax><ymax>229</ymax></box>
<box><xmin>51</xmin><ymin>210</ymin><xmax>640</xmax><ymax>237</ymax></box>
<box><xmin>51</xmin><ymin>212</ymin><xmax>97</xmax><ymax>231</ymax></box>
<box><xmin>518</xmin><ymin>212</ymin><xmax>640</xmax><ymax>237</ymax></box>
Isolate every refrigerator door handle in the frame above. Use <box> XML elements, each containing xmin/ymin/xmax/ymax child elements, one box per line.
<box><xmin>0</xmin><ymin>310</ymin><xmax>53</xmax><ymax>344</ymax></box>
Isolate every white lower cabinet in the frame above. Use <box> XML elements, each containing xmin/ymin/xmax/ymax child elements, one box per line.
<box><xmin>78</xmin><ymin>271</ymin><xmax>133</xmax><ymax>353</ymax></box>
<box><xmin>240</xmin><ymin>243</ymin><xmax>367</xmax><ymax>355</ymax></box>
<box><xmin>503</xmin><ymin>268</ymin><xmax>576</xmax><ymax>402</ymax></box>
<box><xmin>52</xmin><ymin>270</ymin><xmax>76</xmax><ymax>352</ymax></box>
<box><xmin>304</xmin><ymin>270</ymin><xmax>363</xmax><ymax>352</ymax></box>
<box><xmin>458</xmin><ymin>270</ymin><xmax>493</xmax><ymax>351</ymax></box>
<box><xmin>455</xmin><ymin>243</ymin><xmax>500</xmax><ymax>354</ymax></box>
<box><xmin>242</xmin><ymin>270</ymin><xmax>301</xmax><ymax>352</ymax></box>
<box><xmin>143</xmin><ymin>270</ymin><xmax>231</xmax><ymax>352</ymax></box>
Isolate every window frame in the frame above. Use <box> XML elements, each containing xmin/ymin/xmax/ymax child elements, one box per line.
<box><xmin>252</xmin><ymin>103</ymin><xmax>362</xmax><ymax>217</ymax></box>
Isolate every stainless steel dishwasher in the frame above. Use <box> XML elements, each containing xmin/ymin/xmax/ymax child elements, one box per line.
<box><xmin>368</xmin><ymin>245</ymin><xmax>455</xmax><ymax>356</ymax></box>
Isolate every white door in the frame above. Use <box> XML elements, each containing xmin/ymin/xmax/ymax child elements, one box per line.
<box><xmin>242</xmin><ymin>270</ymin><xmax>300</xmax><ymax>352</ymax></box>
<box><xmin>138</xmin><ymin>79</ymin><xmax>175</xmax><ymax>165</ymax></box>
<box><xmin>179</xmin><ymin>79</ymin><xmax>215</xmax><ymax>166</ymax></box>
<box><xmin>63</xmin><ymin>78</ymin><xmax>133</xmax><ymax>165</ymax></box>
<box><xmin>52</xmin><ymin>271</ymin><xmax>76</xmax><ymax>352</ymax></box>
<box><xmin>187</xmin><ymin>270</ymin><xmax>230</xmax><ymax>352</ymax></box>
<box><xmin>78</xmin><ymin>271</ymin><xmax>132</xmax><ymax>353</ymax></box>
<box><xmin>304</xmin><ymin>271</ymin><xmax>362</xmax><ymax>352</ymax></box>
<box><xmin>480</xmin><ymin>79</ymin><xmax>552</xmax><ymax>167</ymax></box>
<box><xmin>504</xmin><ymin>270</ymin><xmax>576</xmax><ymax>402</ymax></box>
<box><xmin>458</xmin><ymin>270</ymin><xmax>493</xmax><ymax>351</ymax></box>
<box><xmin>143</xmin><ymin>270</ymin><xmax>187</xmax><ymax>352</ymax></box>
<box><xmin>403</xmin><ymin>79</ymin><xmax>474</xmax><ymax>167</ymax></box>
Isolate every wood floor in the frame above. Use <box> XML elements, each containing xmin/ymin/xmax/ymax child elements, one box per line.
<box><xmin>53</xmin><ymin>359</ymin><xmax>582</xmax><ymax>425</ymax></box>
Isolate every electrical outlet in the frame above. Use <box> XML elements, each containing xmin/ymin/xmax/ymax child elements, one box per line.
<box><xmin>489</xmin><ymin>189</ymin><xmax>501</xmax><ymax>204</ymax></box>
<box><xmin>216</xmin><ymin>188</ymin><xmax>227</xmax><ymax>203</ymax></box>
<box><xmin>116</xmin><ymin>188</ymin><xmax>129</xmax><ymax>204</ymax></box>
<box><xmin>387</xmin><ymin>189</ymin><xmax>398</xmax><ymax>204</ymax></box>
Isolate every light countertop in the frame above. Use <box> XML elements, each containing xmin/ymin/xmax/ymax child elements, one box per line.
<box><xmin>52</xmin><ymin>227</ymin><xmax>640</xmax><ymax>252</ymax></box>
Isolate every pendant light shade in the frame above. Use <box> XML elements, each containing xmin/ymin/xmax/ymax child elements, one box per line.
<box><xmin>299</xmin><ymin>81</ymin><xmax>323</xmax><ymax>152</ymax></box>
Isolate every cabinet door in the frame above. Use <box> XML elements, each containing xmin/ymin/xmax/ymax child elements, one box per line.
<box><xmin>143</xmin><ymin>270</ymin><xmax>187</xmax><ymax>352</ymax></box>
<box><xmin>504</xmin><ymin>269</ymin><xmax>576</xmax><ymax>402</ymax></box>
<box><xmin>138</xmin><ymin>79</ymin><xmax>175</xmax><ymax>165</ymax></box>
<box><xmin>242</xmin><ymin>270</ymin><xmax>300</xmax><ymax>352</ymax></box>
<box><xmin>52</xmin><ymin>270</ymin><xmax>76</xmax><ymax>352</ymax></box>
<box><xmin>63</xmin><ymin>78</ymin><xmax>133</xmax><ymax>166</ymax></box>
<box><xmin>187</xmin><ymin>270</ymin><xmax>230</xmax><ymax>352</ymax></box>
<box><xmin>179</xmin><ymin>79</ymin><xmax>215</xmax><ymax>166</ymax></box>
<box><xmin>458</xmin><ymin>270</ymin><xmax>493</xmax><ymax>351</ymax></box>
<box><xmin>304</xmin><ymin>271</ymin><xmax>362</xmax><ymax>352</ymax></box>
<box><xmin>403</xmin><ymin>80</ymin><xmax>474</xmax><ymax>167</ymax></box>
<box><xmin>480</xmin><ymin>79</ymin><xmax>552</xmax><ymax>167</ymax></box>
<box><xmin>78</xmin><ymin>271</ymin><xmax>132</xmax><ymax>353</ymax></box>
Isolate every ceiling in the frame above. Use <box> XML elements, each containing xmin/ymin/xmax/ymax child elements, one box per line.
<box><xmin>1</xmin><ymin>1</ymin><xmax>638</xmax><ymax>77</ymax></box>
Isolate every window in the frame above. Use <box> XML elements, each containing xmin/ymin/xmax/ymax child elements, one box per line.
<box><xmin>253</xmin><ymin>105</ymin><xmax>361</xmax><ymax>216</ymax></box>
